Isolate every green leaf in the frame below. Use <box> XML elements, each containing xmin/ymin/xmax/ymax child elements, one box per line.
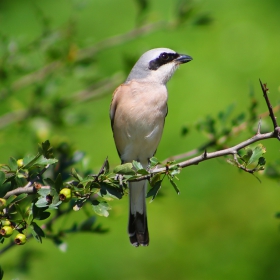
<box><xmin>0</xmin><ymin>171</ymin><xmax>5</xmax><ymax>186</ymax></box>
<box><xmin>10</xmin><ymin>193</ymin><xmax>28</xmax><ymax>205</ymax></box>
<box><xmin>132</xmin><ymin>160</ymin><xmax>143</xmax><ymax>170</ymax></box>
<box><xmin>54</xmin><ymin>174</ymin><xmax>63</xmax><ymax>193</ymax></box>
<box><xmin>79</xmin><ymin>216</ymin><xmax>96</xmax><ymax>231</ymax></box>
<box><xmin>100</xmin><ymin>184</ymin><xmax>123</xmax><ymax>200</ymax></box>
<box><xmin>113</xmin><ymin>163</ymin><xmax>135</xmax><ymax>175</ymax></box>
<box><xmin>242</xmin><ymin>148</ymin><xmax>253</xmax><ymax>164</ymax></box>
<box><xmin>9</xmin><ymin>157</ymin><xmax>18</xmax><ymax>171</ymax></box>
<box><xmin>35</xmin><ymin>197</ymin><xmax>48</xmax><ymax>208</ymax></box>
<box><xmin>147</xmin><ymin>180</ymin><xmax>162</xmax><ymax>202</ymax></box>
<box><xmin>149</xmin><ymin>157</ymin><xmax>160</xmax><ymax>167</ymax></box>
<box><xmin>168</xmin><ymin>176</ymin><xmax>180</xmax><ymax>195</ymax></box>
<box><xmin>92</xmin><ymin>200</ymin><xmax>111</xmax><ymax>217</ymax></box>
<box><xmin>137</xmin><ymin>169</ymin><xmax>149</xmax><ymax>175</ymax></box>
<box><xmin>43</xmin><ymin>178</ymin><xmax>55</xmax><ymax>188</ymax></box>
<box><xmin>39</xmin><ymin>140</ymin><xmax>54</xmax><ymax>159</ymax></box>
<box><xmin>247</xmin><ymin>144</ymin><xmax>266</xmax><ymax>166</ymax></box>
<box><xmin>32</xmin><ymin>204</ymin><xmax>50</xmax><ymax>220</ymax></box>
<box><xmin>30</xmin><ymin>221</ymin><xmax>45</xmax><ymax>243</ymax></box>
<box><xmin>38</xmin><ymin>188</ymin><xmax>50</xmax><ymax>197</ymax></box>
<box><xmin>0</xmin><ymin>265</ymin><xmax>4</xmax><ymax>280</ymax></box>
<box><xmin>258</xmin><ymin>157</ymin><xmax>266</xmax><ymax>166</ymax></box>
<box><xmin>71</xmin><ymin>168</ymin><xmax>83</xmax><ymax>181</ymax></box>
<box><xmin>34</xmin><ymin>156</ymin><xmax>58</xmax><ymax>166</ymax></box>
<box><xmin>150</xmin><ymin>173</ymin><xmax>161</xmax><ymax>187</ymax></box>
<box><xmin>15</xmin><ymin>204</ymin><xmax>25</xmax><ymax>219</ymax></box>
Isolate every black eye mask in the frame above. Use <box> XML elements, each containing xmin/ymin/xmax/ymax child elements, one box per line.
<box><xmin>148</xmin><ymin>52</ymin><xmax>180</xmax><ymax>70</ymax></box>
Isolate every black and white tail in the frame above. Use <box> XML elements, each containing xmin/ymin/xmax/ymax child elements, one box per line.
<box><xmin>128</xmin><ymin>180</ymin><xmax>149</xmax><ymax>246</ymax></box>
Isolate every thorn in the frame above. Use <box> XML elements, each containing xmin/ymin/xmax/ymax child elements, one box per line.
<box><xmin>202</xmin><ymin>150</ymin><xmax>207</xmax><ymax>159</ymax></box>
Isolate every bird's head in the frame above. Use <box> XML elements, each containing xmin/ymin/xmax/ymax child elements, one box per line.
<box><xmin>126</xmin><ymin>48</ymin><xmax>192</xmax><ymax>85</ymax></box>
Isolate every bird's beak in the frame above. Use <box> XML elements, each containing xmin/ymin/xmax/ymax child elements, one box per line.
<box><xmin>175</xmin><ymin>54</ymin><xmax>193</xmax><ymax>64</ymax></box>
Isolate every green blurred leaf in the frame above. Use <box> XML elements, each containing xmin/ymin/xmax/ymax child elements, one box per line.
<box><xmin>100</xmin><ymin>184</ymin><xmax>122</xmax><ymax>200</ymax></box>
<box><xmin>132</xmin><ymin>160</ymin><xmax>143</xmax><ymax>170</ymax></box>
<box><xmin>242</xmin><ymin>148</ymin><xmax>253</xmax><ymax>163</ymax></box>
<box><xmin>79</xmin><ymin>216</ymin><xmax>96</xmax><ymax>231</ymax></box>
<box><xmin>9</xmin><ymin>157</ymin><xmax>18</xmax><ymax>171</ymax></box>
<box><xmin>30</xmin><ymin>221</ymin><xmax>45</xmax><ymax>243</ymax></box>
<box><xmin>147</xmin><ymin>180</ymin><xmax>162</xmax><ymax>201</ymax></box>
<box><xmin>113</xmin><ymin>163</ymin><xmax>135</xmax><ymax>175</ymax></box>
<box><xmin>34</xmin><ymin>156</ymin><xmax>58</xmax><ymax>166</ymax></box>
<box><xmin>168</xmin><ymin>176</ymin><xmax>180</xmax><ymax>195</ymax></box>
<box><xmin>258</xmin><ymin>157</ymin><xmax>266</xmax><ymax>166</ymax></box>
<box><xmin>92</xmin><ymin>200</ymin><xmax>111</xmax><ymax>217</ymax></box>
<box><xmin>247</xmin><ymin>144</ymin><xmax>266</xmax><ymax>166</ymax></box>
<box><xmin>149</xmin><ymin>157</ymin><xmax>160</xmax><ymax>168</ymax></box>
<box><xmin>0</xmin><ymin>171</ymin><xmax>5</xmax><ymax>186</ymax></box>
<box><xmin>54</xmin><ymin>173</ymin><xmax>63</xmax><ymax>192</ymax></box>
<box><xmin>15</xmin><ymin>204</ymin><xmax>25</xmax><ymax>219</ymax></box>
<box><xmin>0</xmin><ymin>265</ymin><xmax>4</xmax><ymax>280</ymax></box>
<box><xmin>10</xmin><ymin>193</ymin><xmax>28</xmax><ymax>205</ymax></box>
<box><xmin>71</xmin><ymin>168</ymin><xmax>83</xmax><ymax>181</ymax></box>
<box><xmin>35</xmin><ymin>197</ymin><xmax>48</xmax><ymax>208</ymax></box>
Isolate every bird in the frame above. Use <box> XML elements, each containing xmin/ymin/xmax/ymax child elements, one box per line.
<box><xmin>110</xmin><ymin>48</ymin><xmax>192</xmax><ymax>247</ymax></box>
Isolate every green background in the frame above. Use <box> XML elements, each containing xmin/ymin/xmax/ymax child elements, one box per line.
<box><xmin>1</xmin><ymin>0</ymin><xmax>280</xmax><ymax>279</ymax></box>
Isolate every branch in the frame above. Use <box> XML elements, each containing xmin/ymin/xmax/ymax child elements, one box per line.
<box><xmin>3</xmin><ymin>186</ymin><xmax>50</xmax><ymax>199</ymax></box>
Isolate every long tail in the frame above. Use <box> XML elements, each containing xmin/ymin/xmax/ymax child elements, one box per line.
<box><xmin>128</xmin><ymin>180</ymin><xmax>149</xmax><ymax>247</ymax></box>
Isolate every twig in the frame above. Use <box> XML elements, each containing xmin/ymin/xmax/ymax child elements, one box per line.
<box><xmin>259</xmin><ymin>79</ymin><xmax>278</xmax><ymax>129</ymax></box>
<box><xmin>23</xmin><ymin>164</ymin><xmax>50</xmax><ymax>189</ymax></box>
<box><xmin>3</xmin><ymin>186</ymin><xmax>50</xmax><ymax>199</ymax></box>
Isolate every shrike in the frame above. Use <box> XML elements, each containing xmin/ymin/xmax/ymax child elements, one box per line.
<box><xmin>110</xmin><ymin>48</ymin><xmax>192</xmax><ymax>246</ymax></box>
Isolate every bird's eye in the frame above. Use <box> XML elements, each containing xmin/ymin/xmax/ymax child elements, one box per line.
<box><xmin>160</xmin><ymin>53</ymin><xmax>169</xmax><ymax>60</ymax></box>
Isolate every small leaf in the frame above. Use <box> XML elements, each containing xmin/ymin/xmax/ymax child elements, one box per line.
<box><xmin>15</xmin><ymin>204</ymin><xmax>25</xmax><ymax>219</ymax></box>
<box><xmin>168</xmin><ymin>176</ymin><xmax>180</xmax><ymax>195</ymax></box>
<box><xmin>137</xmin><ymin>169</ymin><xmax>149</xmax><ymax>175</ymax></box>
<box><xmin>9</xmin><ymin>157</ymin><xmax>18</xmax><ymax>171</ymax></box>
<box><xmin>92</xmin><ymin>200</ymin><xmax>111</xmax><ymax>217</ymax></box>
<box><xmin>113</xmin><ymin>163</ymin><xmax>135</xmax><ymax>175</ymax></box>
<box><xmin>10</xmin><ymin>193</ymin><xmax>28</xmax><ymax>205</ymax></box>
<box><xmin>54</xmin><ymin>174</ymin><xmax>63</xmax><ymax>193</ymax></box>
<box><xmin>100</xmin><ymin>184</ymin><xmax>123</xmax><ymax>200</ymax></box>
<box><xmin>71</xmin><ymin>168</ymin><xmax>83</xmax><ymax>181</ymax></box>
<box><xmin>149</xmin><ymin>157</ymin><xmax>160</xmax><ymax>167</ymax></box>
<box><xmin>258</xmin><ymin>157</ymin><xmax>266</xmax><ymax>166</ymax></box>
<box><xmin>38</xmin><ymin>188</ymin><xmax>50</xmax><ymax>197</ymax></box>
<box><xmin>35</xmin><ymin>197</ymin><xmax>48</xmax><ymax>208</ymax></box>
<box><xmin>147</xmin><ymin>180</ymin><xmax>162</xmax><ymax>202</ymax></box>
<box><xmin>30</xmin><ymin>221</ymin><xmax>45</xmax><ymax>243</ymax></box>
<box><xmin>132</xmin><ymin>160</ymin><xmax>143</xmax><ymax>170</ymax></box>
<box><xmin>0</xmin><ymin>171</ymin><xmax>5</xmax><ymax>186</ymax></box>
<box><xmin>34</xmin><ymin>156</ymin><xmax>58</xmax><ymax>166</ymax></box>
<box><xmin>0</xmin><ymin>265</ymin><xmax>4</xmax><ymax>280</ymax></box>
<box><xmin>247</xmin><ymin>144</ymin><xmax>266</xmax><ymax>166</ymax></box>
<box><xmin>79</xmin><ymin>216</ymin><xmax>96</xmax><ymax>231</ymax></box>
<box><xmin>242</xmin><ymin>148</ymin><xmax>253</xmax><ymax>164</ymax></box>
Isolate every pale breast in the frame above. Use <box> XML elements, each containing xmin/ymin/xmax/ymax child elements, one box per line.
<box><xmin>112</xmin><ymin>81</ymin><xmax>168</xmax><ymax>163</ymax></box>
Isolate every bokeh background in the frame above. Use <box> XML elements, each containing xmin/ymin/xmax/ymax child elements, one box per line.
<box><xmin>1</xmin><ymin>0</ymin><xmax>280</xmax><ymax>279</ymax></box>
